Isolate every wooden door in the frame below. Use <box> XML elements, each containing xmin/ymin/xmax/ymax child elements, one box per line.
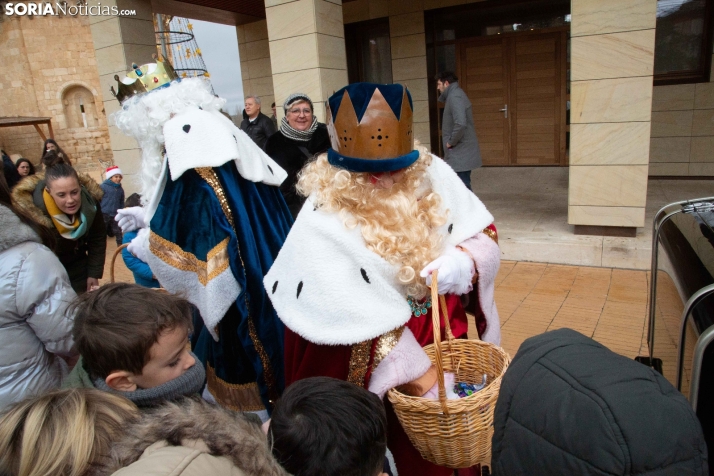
<box><xmin>512</xmin><ymin>33</ymin><xmax>566</xmax><ymax>165</ymax></box>
<box><xmin>458</xmin><ymin>31</ymin><xmax>566</xmax><ymax>166</ymax></box>
<box><xmin>459</xmin><ymin>38</ymin><xmax>510</xmax><ymax>165</ymax></box>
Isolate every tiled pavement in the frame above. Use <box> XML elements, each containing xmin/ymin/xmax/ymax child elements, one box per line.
<box><xmin>107</xmin><ymin>238</ymin><xmax>651</xmax><ymax>362</ymax></box>
<box><xmin>467</xmin><ymin>260</ymin><xmax>649</xmax><ymax>360</ymax></box>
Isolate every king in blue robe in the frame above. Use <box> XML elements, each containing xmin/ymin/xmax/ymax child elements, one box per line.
<box><xmin>125</xmin><ymin>103</ymin><xmax>294</xmax><ymax>416</ymax></box>
<box><xmin>148</xmin><ymin>161</ymin><xmax>292</xmax><ymax>413</ymax></box>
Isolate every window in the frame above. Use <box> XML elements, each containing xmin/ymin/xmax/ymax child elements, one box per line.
<box><xmin>62</xmin><ymin>86</ymin><xmax>97</xmax><ymax>129</ymax></box>
<box><xmin>654</xmin><ymin>0</ymin><xmax>713</xmax><ymax>84</ymax></box>
<box><xmin>345</xmin><ymin>18</ymin><xmax>393</xmax><ymax>84</ymax></box>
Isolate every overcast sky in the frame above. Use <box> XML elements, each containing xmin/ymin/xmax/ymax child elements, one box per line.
<box><xmin>190</xmin><ymin>19</ymin><xmax>243</xmax><ymax>116</ymax></box>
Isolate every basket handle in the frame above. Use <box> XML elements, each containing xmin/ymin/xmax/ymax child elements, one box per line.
<box><xmin>110</xmin><ymin>243</ymin><xmax>130</xmax><ymax>284</ymax></box>
<box><xmin>430</xmin><ymin>270</ymin><xmax>452</xmax><ymax>415</ymax></box>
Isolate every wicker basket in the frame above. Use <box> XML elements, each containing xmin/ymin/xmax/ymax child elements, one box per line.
<box><xmin>387</xmin><ymin>270</ymin><xmax>511</xmax><ymax>468</ymax></box>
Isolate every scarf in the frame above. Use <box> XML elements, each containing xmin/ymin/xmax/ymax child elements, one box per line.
<box><xmin>279</xmin><ymin>116</ymin><xmax>318</xmax><ymax>142</ymax></box>
<box><xmin>93</xmin><ymin>352</ymin><xmax>206</xmax><ymax>408</ymax></box>
<box><xmin>103</xmin><ymin>179</ymin><xmax>121</xmax><ymax>188</ymax></box>
<box><xmin>43</xmin><ymin>188</ymin><xmax>88</xmax><ymax>239</ymax></box>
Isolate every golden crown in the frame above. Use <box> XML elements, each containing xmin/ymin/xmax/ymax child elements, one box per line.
<box><xmin>111</xmin><ymin>54</ymin><xmax>179</xmax><ymax>103</ymax></box>
<box><xmin>326</xmin><ymin>85</ymin><xmax>413</xmax><ymax>162</ymax></box>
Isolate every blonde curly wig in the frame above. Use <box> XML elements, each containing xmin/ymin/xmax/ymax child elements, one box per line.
<box><xmin>297</xmin><ymin>146</ymin><xmax>446</xmax><ymax>298</ymax></box>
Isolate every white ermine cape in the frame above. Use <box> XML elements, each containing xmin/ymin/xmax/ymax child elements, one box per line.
<box><xmin>263</xmin><ymin>156</ymin><xmax>496</xmax><ymax>346</ymax></box>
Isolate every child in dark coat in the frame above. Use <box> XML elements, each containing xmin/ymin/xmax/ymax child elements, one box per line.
<box><xmin>100</xmin><ymin>166</ymin><xmax>125</xmax><ymax>246</ymax></box>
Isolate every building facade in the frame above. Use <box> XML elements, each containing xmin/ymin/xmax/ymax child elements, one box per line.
<box><xmin>1</xmin><ymin>0</ymin><xmax>710</xmax><ymax>235</ymax></box>
<box><xmin>0</xmin><ymin>11</ymin><xmax>113</xmax><ymax>178</ymax></box>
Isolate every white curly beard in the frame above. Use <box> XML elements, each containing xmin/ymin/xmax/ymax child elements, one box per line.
<box><xmin>111</xmin><ymin>78</ymin><xmax>226</xmax><ymax>203</ymax></box>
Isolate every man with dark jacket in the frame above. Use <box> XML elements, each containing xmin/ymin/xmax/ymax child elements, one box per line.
<box><xmin>491</xmin><ymin>328</ymin><xmax>708</xmax><ymax>475</ymax></box>
<box><xmin>240</xmin><ymin>95</ymin><xmax>276</xmax><ymax>150</ymax></box>
<box><xmin>436</xmin><ymin>71</ymin><xmax>481</xmax><ymax>191</ymax></box>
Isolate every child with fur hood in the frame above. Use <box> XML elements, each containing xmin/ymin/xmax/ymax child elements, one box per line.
<box><xmin>105</xmin><ymin>397</ymin><xmax>288</xmax><ymax>476</ymax></box>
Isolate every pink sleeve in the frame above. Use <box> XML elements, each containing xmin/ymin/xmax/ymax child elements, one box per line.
<box><xmin>458</xmin><ymin>233</ymin><xmax>501</xmax><ymax>345</ymax></box>
<box><xmin>368</xmin><ymin>328</ymin><xmax>433</xmax><ymax>399</ymax></box>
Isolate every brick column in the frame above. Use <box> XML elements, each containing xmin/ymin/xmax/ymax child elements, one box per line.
<box><xmin>265</xmin><ymin>0</ymin><xmax>348</xmax><ymax>124</ymax></box>
<box><xmin>568</xmin><ymin>0</ymin><xmax>657</xmax><ymax>233</ymax></box>
<box><xmin>88</xmin><ymin>0</ymin><xmax>156</xmax><ymax>194</ymax></box>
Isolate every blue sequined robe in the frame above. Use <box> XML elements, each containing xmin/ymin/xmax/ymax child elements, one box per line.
<box><xmin>147</xmin><ymin>160</ymin><xmax>292</xmax><ymax>412</ymax></box>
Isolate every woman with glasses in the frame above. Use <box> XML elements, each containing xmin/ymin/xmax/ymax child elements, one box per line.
<box><xmin>264</xmin><ymin>93</ymin><xmax>330</xmax><ymax>220</ymax></box>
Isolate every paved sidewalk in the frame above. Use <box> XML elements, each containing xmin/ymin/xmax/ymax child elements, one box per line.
<box><xmin>468</xmin><ymin>261</ymin><xmax>649</xmax><ymax>360</ymax></box>
<box><xmin>473</xmin><ymin>167</ymin><xmax>713</xmax><ymax>269</ymax></box>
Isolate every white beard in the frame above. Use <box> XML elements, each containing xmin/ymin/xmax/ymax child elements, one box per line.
<box><xmin>112</xmin><ymin>78</ymin><xmax>226</xmax><ymax>202</ymax></box>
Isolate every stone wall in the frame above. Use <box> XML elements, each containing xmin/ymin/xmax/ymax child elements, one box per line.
<box><xmin>0</xmin><ymin>14</ymin><xmax>112</xmax><ymax>177</ymax></box>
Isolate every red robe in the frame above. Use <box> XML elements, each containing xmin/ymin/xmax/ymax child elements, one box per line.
<box><xmin>284</xmin><ymin>293</ymin><xmax>486</xmax><ymax>476</ymax></box>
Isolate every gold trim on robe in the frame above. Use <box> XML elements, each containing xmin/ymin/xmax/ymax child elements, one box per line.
<box><xmin>206</xmin><ymin>363</ymin><xmax>266</xmax><ymax>412</ymax></box>
<box><xmin>348</xmin><ymin>327</ymin><xmax>405</xmax><ymax>388</ymax></box>
<box><xmin>149</xmin><ymin>232</ymin><xmax>230</xmax><ymax>286</ymax></box>
<box><xmin>195</xmin><ymin>166</ymin><xmax>279</xmax><ymax>404</ymax></box>
<box><xmin>482</xmin><ymin>226</ymin><xmax>498</xmax><ymax>244</ymax></box>
<box><xmin>372</xmin><ymin>327</ymin><xmax>405</xmax><ymax>370</ymax></box>
<box><xmin>348</xmin><ymin>340</ymin><xmax>372</xmax><ymax>387</ymax></box>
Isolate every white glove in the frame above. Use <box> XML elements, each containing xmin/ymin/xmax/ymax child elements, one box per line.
<box><xmin>116</xmin><ymin>206</ymin><xmax>146</xmax><ymax>233</ymax></box>
<box><xmin>420</xmin><ymin>247</ymin><xmax>474</xmax><ymax>296</ymax></box>
<box><xmin>128</xmin><ymin>227</ymin><xmax>150</xmax><ymax>263</ymax></box>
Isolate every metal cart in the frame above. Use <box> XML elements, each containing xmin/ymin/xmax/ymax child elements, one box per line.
<box><xmin>638</xmin><ymin>197</ymin><xmax>714</xmax><ymax>468</ymax></box>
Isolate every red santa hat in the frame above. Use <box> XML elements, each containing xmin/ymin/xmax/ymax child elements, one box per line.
<box><xmin>105</xmin><ymin>165</ymin><xmax>122</xmax><ymax>179</ymax></box>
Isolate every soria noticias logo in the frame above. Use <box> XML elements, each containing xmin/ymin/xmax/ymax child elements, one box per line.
<box><xmin>3</xmin><ymin>2</ymin><xmax>136</xmax><ymax>16</ymax></box>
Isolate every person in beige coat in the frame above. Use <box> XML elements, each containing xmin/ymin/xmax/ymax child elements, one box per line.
<box><xmin>106</xmin><ymin>398</ymin><xmax>288</xmax><ymax>476</ymax></box>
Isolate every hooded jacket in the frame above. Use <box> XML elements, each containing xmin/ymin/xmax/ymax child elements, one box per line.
<box><xmin>103</xmin><ymin>398</ymin><xmax>288</xmax><ymax>476</ymax></box>
<box><xmin>12</xmin><ymin>173</ymin><xmax>106</xmax><ymax>293</ymax></box>
<box><xmin>0</xmin><ymin>203</ymin><xmax>77</xmax><ymax>411</ymax></box>
<box><xmin>491</xmin><ymin>328</ymin><xmax>708</xmax><ymax>475</ymax></box>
